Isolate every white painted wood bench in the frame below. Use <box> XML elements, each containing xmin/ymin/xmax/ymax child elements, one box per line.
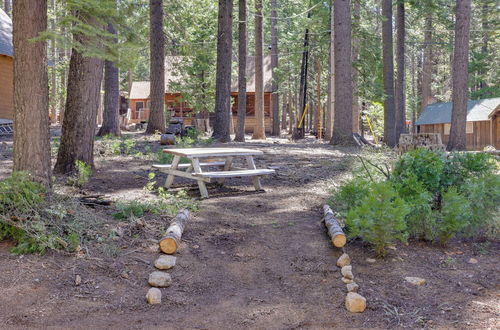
<box><xmin>158</xmin><ymin>148</ymin><xmax>276</xmax><ymax>198</ymax></box>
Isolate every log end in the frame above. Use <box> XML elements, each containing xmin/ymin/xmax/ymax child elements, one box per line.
<box><xmin>332</xmin><ymin>234</ymin><xmax>347</xmax><ymax>248</ymax></box>
<box><xmin>159</xmin><ymin>237</ymin><xmax>177</xmax><ymax>254</ymax></box>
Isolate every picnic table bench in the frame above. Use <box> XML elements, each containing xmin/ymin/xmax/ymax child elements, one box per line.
<box><xmin>153</xmin><ymin>147</ymin><xmax>275</xmax><ymax>198</ymax></box>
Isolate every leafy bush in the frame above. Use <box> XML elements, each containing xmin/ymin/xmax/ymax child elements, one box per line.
<box><xmin>113</xmin><ymin>201</ymin><xmax>154</xmax><ymax>220</ymax></box>
<box><xmin>330</xmin><ymin>148</ymin><xmax>500</xmax><ymax>255</ymax></box>
<box><xmin>346</xmin><ymin>181</ymin><xmax>409</xmax><ymax>256</ymax></box>
<box><xmin>436</xmin><ymin>188</ymin><xmax>471</xmax><ymax>245</ymax></box>
<box><xmin>0</xmin><ymin>173</ymin><xmax>89</xmax><ymax>255</ymax></box>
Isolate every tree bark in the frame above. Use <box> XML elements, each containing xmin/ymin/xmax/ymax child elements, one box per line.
<box><xmin>159</xmin><ymin>209</ymin><xmax>189</xmax><ymax>254</ymax></box>
<box><xmin>49</xmin><ymin>0</ymin><xmax>57</xmax><ymax>124</ymax></box>
<box><xmin>3</xmin><ymin>0</ymin><xmax>10</xmax><ymax>16</ymax></box>
<box><xmin>234</xmin><ymin>0</ymin><xmax>247</xmax><ymax>142</ymax></box>
<box><xmin>270</xmin><ymin>0</ymin><xmax>280</xmax><ymax>136</ymax></box>
<box><xmin>212</xmin><ymin>0</ymin><xmax>233</xmax><ymax>142</ymax></box>
<box><xmin>395</xmin><ymin>0</ymin><xmax>406</xmax><ymax>143</ymax></box>
<box><xmin>252</xmin><ymin>0</ymin><xmax>265</xmax><ymax>140</ymax></box>
<box><xmin>281</xmin><ymin>92</ymin><xmax>287</xmax><ymax>130</ymax></box>
<box><xmin>447</xmin><ymin>0</ymin><xmax>471</xmax><ymax>151</ymax></box>
<box><xmin>323</xmin><ymin>205</ymin><xmax>346</xmax><ymax>248</ymax></box>
<box><xmin>351</xmin><ymin>0</ymin><xmax>360</xmax><ymax>134</ymax></box>
<box><xmin>97</xmin><ymin>22</ymin><xmax>120</xmax><ymax>137</ymax></box>
<box><xmin>331</xmin><ymin>0</ymin><xmax>353</xmax><ymax>145</ymax></box>
<box><xmin>420</xmin><ymin>14</ymin><xmax>433</xmax><ymax>113</ymax></box>
<box><xmin>325</xmin><ymin>1</ymin><xmax>334</xmax><ymax>140</ymax></box>
<box><xmin>54</xmin><ymin>14</ymin><xmax>104</xmax><ymax>174</ymax></box>
<box><xmin>12</xmin><ymin>0</ymin><xmax>51</xmax><ymax>186</ymax></box>
<box><xmin>146</xmin><ymin>0</ymin><xmax>166</xmax><ymax>134</ymax></box>
<box><xmin>315</xmin><ymin>58</ymin><xmax>322</xmax><ymax>138</ymax></box>
<box><xmin>382</xmin><ymin>0</ymin><xmax>396</xmax><ymax>147</ymax></box>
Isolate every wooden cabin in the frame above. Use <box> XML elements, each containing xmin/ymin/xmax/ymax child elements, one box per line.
<box><xmin>129</xmin><ymin>55</ymin><xmax>273</xmax><ymax>133</ymax></box>
<box><xmin>0</xmin><ymin>8</ymin><xmax>13</xmax><ymax>121</ymax></box>
<box><xmin>416</xmin><ymin>98</ymin><xmax>500</xmax><ymax>150</ymax></box>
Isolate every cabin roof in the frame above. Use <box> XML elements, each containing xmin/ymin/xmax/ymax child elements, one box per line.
<box><xmin>130</xmin><ymin>55</ymin><xmax>273</xmax><ymax>100</ymax></box>
<box><xmin>0</xmin><ymin>8</ymin><xmax>13</xmax><ymax>57</ymax></box>
<box><xmin>416</xmin><ymin>97</ymin><xmax>500</xmax><ymax>125</ymax></box>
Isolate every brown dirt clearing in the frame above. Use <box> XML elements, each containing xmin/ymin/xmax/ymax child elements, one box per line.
<box><xmin>0</xmin><ymin>134</ymin><xmax>499</xmax><ymax>329</ymax></box>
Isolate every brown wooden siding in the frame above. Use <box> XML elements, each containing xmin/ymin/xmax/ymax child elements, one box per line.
<box><xmin>418</xmin><ymin>120</ymin><xmax>492</xmax><ymax>150</ymax></box>
<box><xmin>0</xmin><ymin>55</ymin><xmax>14</xmax><ymax>120</ymax></box>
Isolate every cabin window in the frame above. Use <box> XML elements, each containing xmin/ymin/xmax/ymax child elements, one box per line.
<box><xmin>444</xmin><ymin>122</ymin><xmax>473</xmax><ymax>135</ymax></box>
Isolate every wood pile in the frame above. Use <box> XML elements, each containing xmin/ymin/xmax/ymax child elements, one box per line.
<box><xmin>398</xmin><ymin>133</ymin><xmax>445</xmax><ymax>154</ymax></box>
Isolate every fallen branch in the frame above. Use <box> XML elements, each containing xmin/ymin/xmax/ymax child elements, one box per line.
<box><xmin>323</xmin><ymin>205</ymin><xmax>347</xmax><ymax>248</ymax></box>
<box><xmin>159</xmin><ymin>209</ymin><xmax>190</xmax><ymax>254</ymax></box>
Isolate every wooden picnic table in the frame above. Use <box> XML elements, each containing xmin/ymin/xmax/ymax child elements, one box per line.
<box><xmin>153</xmin><ymin>148</ymin><xmax>275</xmax><ymax>198</ymax></box>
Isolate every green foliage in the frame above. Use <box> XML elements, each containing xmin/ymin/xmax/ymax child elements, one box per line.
<box><xmin>329</xmin><ymin>177</ymin><xmax>369</xmax><ymax>218</ymax></box>
<box><xmin>331</xmin><ymin>149</ymin><xmax>500</xmax><ymax>254</ymax></box>
<box><xmin>113</xmin><ymin>201</ymin><xmax>153</xmax><ymax>220</ymax></box>
<box><xmin>0</xmin><ymin>172</ymin><xmax>45</xmax><ymax>215</ymax></box>
<box><xmin>0</xmin><ymin>173</ymin><xmax>87</xmax><ymax>255</ymax></box>
<box><xmin>392</xmin><ymin>148</ymin><xmax>445</xmax><ymax>194</ymax></box>
<box><xmin>67</xmin><ymin>160</ymin><xmax>92</xmax><ymax>187</ymax></box>
<box><xmin>346</xmin><ymin>181</ymin><xmax>409</xmax><ymax>257</ymax></box>
<box><xmin>437</xmin><ymin>188</ymin><xmax>471</xmax><ymax>245</ymax></box>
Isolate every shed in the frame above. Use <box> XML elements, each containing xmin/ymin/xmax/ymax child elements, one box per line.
<box><xmin>0</xmin><ymin>8</ymin><xmax>13</xmax><ymax>121</ymax></box>
<box><xmin>129</xmin><ymin>55</ymin><xmax>274</xmax><ymax>133</ymax></box>
<box><xmin>416</xmin><ymin>98</ymin><xmax>500</xmax><ymax>150</ymax></box>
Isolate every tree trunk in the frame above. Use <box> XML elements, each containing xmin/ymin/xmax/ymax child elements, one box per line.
<box><xmin>12</xmin><ymin>0</ymin><xmax>51</xmax><ymax>186</ymax></box>
<box><xmin>382</xmin><ymin>0</ymin><xmax>396</xmax><ymax>147</ymax></box>
<box><xmin>281</xmin><ymin>92</ymin><xmax>287</xmax><ymax>130</ymax></box>
<box><xmin>3</xmin><ymin>0</ymin><xmax>10</xmax><ymax>16</ymax></box>
<box><xmin>235</xmin><ymin>0</ymin><xmax>247</xmax><ymax>142</ymax></box>
<box><xmin>315</xmin><ymin>58</ymin><xmax>322</xmax><ymax>138</ymax></box>
<box><xmin>295</xmin><ymin>25</ymin><xmax>310</xmax><ymax>140</ymax></box>
<box><xmin>54</xmin><ymin>15</ymin><xmax>104</xmax><ymax>174</ymax></box>
<box><xmin>146</xmin><ymin>0</ymin><xmax>166</xmax><ymax>134</ymax></box>
<box><xmin>212</xmin><ymin>0</ymin><xmax>233</xmax><ymax>142</ymax></box>
<box><xmin>252</xmin><ymin>0</ymin><xmax>265</xmax><ymax>140</ymax></box>
<box><xmin>325</xmin><ymin>1</ymin><xmax>334</xmax><ymax>140</ymax></box>
<box><xmin>447</xmin><ymin>0</ymin><xmax>471</xmax><ymax>151</ymax></box>
<box><xmin>395</xmin><ymin>0</ymin><xmax>406</xmax><ymax>143</ymax></box>
<box><xmin>59</xmin><ymin>26</ymin><xmax>67</xmax><ymax>122</ymax></box>
<box><xmin>351</xmin><ymin>0</ymin><xmax>360</xmax><ymax>134</ymax></box>
<box><xmin>97</xmin><ymin>22</ymin><xmax>120</xmax><ymax>137</ymax></box>
<box><xmin>270</xmin><ymin>0</ymin><xmax>280</xmax><ymax>136</ymax></box>
<box><xmin>331</xmin><ymin>0</ymin><xmax>353</xmax><ymax>145</ymax></box>
<box><xmin>420</xmin><ymin>14</ymin><xmax>433</xmax><ymax>113</ymax></box>
<box><xmin>49</xmin><ymin>0</ymin><xmax>57</xmax><ymax>124</ymax></box>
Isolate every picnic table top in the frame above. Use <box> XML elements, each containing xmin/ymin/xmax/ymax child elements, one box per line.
<box><xmin>163</xmin><ymin>147</ymin><xmax>264</xmax><ymax>158</ymax></box>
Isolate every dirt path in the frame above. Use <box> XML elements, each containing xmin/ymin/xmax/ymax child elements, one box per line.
<box><xmin>0</xmin><ymin>139</ymin><xmax>498</xmax><ymax>329</ymax></box>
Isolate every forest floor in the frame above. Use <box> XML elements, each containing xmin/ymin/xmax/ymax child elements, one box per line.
<box><xmin>0</xmin><ymin>130</ymin><xmax>499</xmax><ymax>329</ymax></box>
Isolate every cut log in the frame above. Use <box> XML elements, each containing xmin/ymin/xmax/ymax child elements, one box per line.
<box><xmin>323</xmin><ymin>204</ymin><xmax>347</xmax><ymax>248</ymax></box>
<box><xmin>159</xmin><ymin>209</ymin><xmax>189</xmax><ymax>254</ymax></box>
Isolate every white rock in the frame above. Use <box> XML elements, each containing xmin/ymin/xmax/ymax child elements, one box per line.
<box><xmin>346</xmin><ymin>282</ymin><xmax>359</xmax><ymax>292</ymax></box>
<box><xmin>342</xmin><ymin>277</ymin><xmax>353</xmax><ymax>284</ymax></box>
<box><xmin>345</xmin><ymin>292</ymin><xmax>366</xmax><ymax>313</ymax></box>
<box><xmin>75</xmin><ymin>275</ymin><xmax>82</xmax><ymax>286</ymax></box>
<box><xmin>468</xmin><ymin>258</ymin><xmax>478</xmax><ymax>264</ymax></box>
<box><xmin>337</xmin><ymin>253</ymin><xmax>351</xmax><ymax>267</ymax></box>
<box><xmin>148</xmin><ymin>271</ymin><xmax>172</xmax><ymax>288</ymax></box>
<box><xmin>155</xmin><ymin>255</ymin><xmax>176</xmax><ymax>270</ymax></box>
<box><xmin>341</xmin><ymin>265</ymin><xmax>354</xmax><ymax>280</ymax></box>
<box><xmin>146</xmin><ymin>288</ymin><xmax>162</xmax><ymax>304</ymax></box>
<box><xmin>366</xmin><ymin>258</ymin><xmax>376</xmax><ymax>263</ymax></box>
<box><xmin>405</xmin><ymin>276</ymin><xmax>426</xmax><ymax>286</ymax></box>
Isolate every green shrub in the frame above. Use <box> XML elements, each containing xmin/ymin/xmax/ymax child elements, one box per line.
<box><xmin>0</xmin><ymin>172</ymin><xmax>45</xmax><ymax>214</ymax></box>
<box><xmin>442</xmin><ymin>152</ymin><xmax>498</xmax><ymax>188</ymax></box>
<box><xmin>113</xmin><ymin>201</ymin><xmax>152</xmax><ymax>220</ymax></box>
<box><xmin>436</xmin><ymin>188</ymin><xmax>471</xmax><ymax>245</ymax></box>
<box><xmin>346</xmin><ymin>181</ymin><xmax>409</xmax><ymax>256</ymax></box>
<box><xmin>329</xmin><ymin>177</ymin><xmax>370</xmax><ymax>217</ymax></box>
<box><xmin>392</xmin><ymin>148</ymin><xmax>445</xmax><ymax>194</ymax></box>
